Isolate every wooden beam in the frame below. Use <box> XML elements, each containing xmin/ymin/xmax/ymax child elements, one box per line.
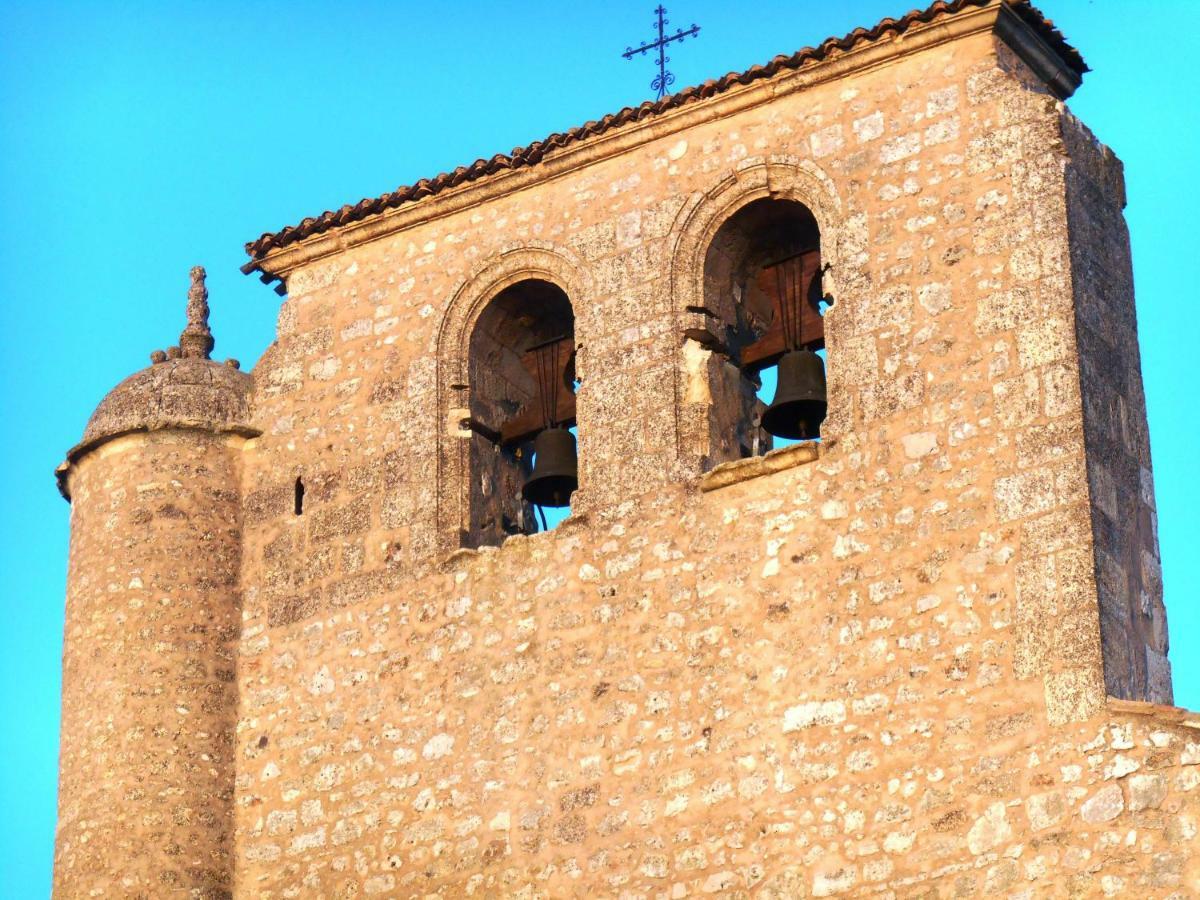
<box><xmin>499</xmin><ymin>393</ymin><xmax>577</xmax><ymax>445</ymax></box>
<box><xmin>740</xmin><ymin>249</ymin><xmax>825</xmax><ymax>372</ymax></box>
<box><xmin>498</xmin><ymin>337</ymin><xmax>577</xmax><ymax>445</ymax></box>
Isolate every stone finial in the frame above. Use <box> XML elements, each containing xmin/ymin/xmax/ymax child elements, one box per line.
<box><xmin>179</xmin><ymin>265</ymin><xmax>214</xmax><ymax>360</ymax></box>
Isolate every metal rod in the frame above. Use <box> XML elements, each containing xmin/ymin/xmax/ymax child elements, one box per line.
<box><xmin>621</xmin><ymin>6</ymin><xmax>701</xmax><ymax>100</ymax></box>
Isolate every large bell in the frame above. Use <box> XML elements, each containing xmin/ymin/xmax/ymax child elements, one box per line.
<box><xmin>761</xmin><ymin>350</ymin><xmax>827</xmax><ymax>440</ymax></box>
<box><xmin>522</xmin><ymin>427</ymin><xmax>578</xmax><ymax>508</ymax></box>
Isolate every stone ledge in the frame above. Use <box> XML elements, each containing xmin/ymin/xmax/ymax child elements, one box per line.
<box><xmin>1108</xmin><ymin>697</ymin><xmax>1200</xmax><ymax>729</ymax></box>
<box><xmin>440</xmin><ymin>510</ymin><xmax>593</xmax><ymax>570</ymax></box>
<box><xmin>699</xmin><ymin>441</ymin><xmax>820</xmax><ymax>492</ymax></box>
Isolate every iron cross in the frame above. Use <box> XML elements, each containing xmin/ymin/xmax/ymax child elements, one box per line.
<box><xmin>622</xmin><ymin>6</ymin><xmax>701</xmax><ymax>100</ymax></box>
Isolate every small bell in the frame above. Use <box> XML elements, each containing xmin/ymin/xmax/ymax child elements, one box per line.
<box><xmin>761</xmin><ymin>350</ymin><xmax>827</xmax><ymax>440</ymax></box>
<box><xmin>522</xmin><ymin>427</ymin><xmax>578</xmax><ymax>508</ymax></box>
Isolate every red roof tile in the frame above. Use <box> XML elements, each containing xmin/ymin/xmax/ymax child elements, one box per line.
<box><xmin>242</xmin><ymin>0</ymin><xmax>1084</xmax><ymax>270</ymax></box>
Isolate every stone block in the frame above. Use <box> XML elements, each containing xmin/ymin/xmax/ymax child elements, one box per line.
<box><xmin>1081</xmin><ymin>784</ymin><xmax>1124</xmax><ymax>824</ymax></box>
<box><xmin>1128</xmin><ymin>773</ymin><xmax>1168</xmax><ymax>812</ymax></box>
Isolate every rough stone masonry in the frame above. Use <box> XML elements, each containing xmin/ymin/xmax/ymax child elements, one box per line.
<box><xmin>53</xmin><ymin>1</ymin><xmax>1198</xmax><ymax>897</ymax></box>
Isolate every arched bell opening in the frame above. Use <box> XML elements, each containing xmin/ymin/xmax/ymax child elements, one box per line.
<box><xmin>464</xmin><ymin>278</ymin><xmax>578</xmax><ymax>548</ymax></box>
<box><xmin>695</xmin><ymin>197</ymin><xmax>830</xmax><ymax>469</ymax></box>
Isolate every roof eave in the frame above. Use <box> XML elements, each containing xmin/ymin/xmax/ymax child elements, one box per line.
<box><xmin>245</xmin><ymin>0</ymin><xmax>1083</xmax><ymax>287</ymax></box>
<box><xmin>996</xmin><ymin>0</ymin><xmax>1084</xmax><ymax>100</ymax></box>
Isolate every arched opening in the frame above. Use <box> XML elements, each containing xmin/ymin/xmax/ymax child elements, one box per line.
<box><xmin>695</xmin><ymin>198</ymin><xmax>829</xmax><ymax>469</ymax></box>
<box><xmin>463</xmin><ymin>278</ymin><xmax>578</xmax><ymax>548</ymax></box>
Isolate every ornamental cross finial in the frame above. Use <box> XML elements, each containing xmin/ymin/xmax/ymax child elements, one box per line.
<box><xmin>622</xmin><ymin>5</ymin><xmax>701</xmax><ymax>100</ymax></box>
<box><xmin>179</xmin><ymin>265</ymin><xmax>214</xmax><ymax>360</ymax></box>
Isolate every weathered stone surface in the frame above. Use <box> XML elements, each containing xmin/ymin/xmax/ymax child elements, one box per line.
<box><xmin>1026</xmin><ymin>790</ymin><xmax>1066</xmax><ymax>831</ymax></box>
<box><xmin>53</xmin><ymin>2</ymin><xmax>1198</xmax><ymax>897</ymax></box>
<box><xmin>1129</xmin><ymin>773</ymin><xmax>1169</xmax><ymax>812</ymax></box>
<box><xmin>968</xmin><ymin>802</ymin><xmax>1013</xmax><ymax>854</ymax></box>
<box><xmin>782</xmin><ymin>700</ymin><xmax>847</xmax><ymax>732</ymax></box>
<box><xmin>1081</xmin><ymin>784</ymin><xmax>1125</xmax><ymax>824</ymax></box>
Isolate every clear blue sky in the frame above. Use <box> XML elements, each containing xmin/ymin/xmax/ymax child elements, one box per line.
<box><xmin>1</xmin><ymin>2</ymin><xmax>1196</xmax><ymax>895</ymax></box>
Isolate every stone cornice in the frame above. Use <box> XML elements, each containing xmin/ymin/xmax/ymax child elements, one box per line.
<box><xmin>252</xmin><ymin>2</ymin><xmax>1075</xmax><ymax>285</ymax></box>
<box><xmin>56</xmin><ymin>426</ymin><xmax>260</xmax><ymax>502</ymax></box>
<box><xmin>994</xmin><ymin>1</ymin><xmax>1082</xmax><ymax>100</ymax></box>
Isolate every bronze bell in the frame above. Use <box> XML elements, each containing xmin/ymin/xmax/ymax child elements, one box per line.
<box><xmin>522</xmin><ymin>427</ymin><xmax>578</xmax><ymax>508</ymax></box>
<box><xmin>761</xmin><ymin>350</ymin><xmax>827</xmax><ymax>440</ymax></box>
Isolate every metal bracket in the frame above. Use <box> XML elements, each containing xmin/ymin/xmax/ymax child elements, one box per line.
<box><xmin>462</xmin><ymin>417</ymin><xmax>502</xmax><ymax>445</ymax></box>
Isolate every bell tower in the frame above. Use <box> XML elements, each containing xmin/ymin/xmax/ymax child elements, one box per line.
<box><xmin>49</xmin><ymin>1</ymin><xmax>1197</xmax><ymax>895</ymax></box>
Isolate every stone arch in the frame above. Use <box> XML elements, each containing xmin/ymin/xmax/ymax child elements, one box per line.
<box><xmin>670</xmin><ymin>157</ymin><xmax>846</xmax><ymax>314</ymax></box>
<box><xmin>434</xmin><ymin>243</ymin><xmax>591</xmax><ymax>554</ymax></box>
<box><xmin>666</xmin><ymin>157</ymin><xmax>855</xmax><ymax>475</ymax></box>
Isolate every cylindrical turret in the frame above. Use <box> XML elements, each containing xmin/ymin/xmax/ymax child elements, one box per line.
<box><xmin>53</xmin><ymin>269</ymin><xmax>257</xmax><ymax>898</ymax></box>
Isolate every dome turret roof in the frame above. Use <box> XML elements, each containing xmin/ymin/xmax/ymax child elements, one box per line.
<box><xmin>79</xmin><ymin>355</ymin><xmax>255</xmax><ymax>445</ymax></box>
<box><xmin>56</xmin><ymin>267</ymin><xmax>259</xmax><ymax>499</ymax></box>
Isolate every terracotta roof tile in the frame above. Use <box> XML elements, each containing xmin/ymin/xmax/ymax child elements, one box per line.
<box><xmin>243</xmin><ymin>0</ymin><xmax>1084</xmax><ymax>270</ymax></box>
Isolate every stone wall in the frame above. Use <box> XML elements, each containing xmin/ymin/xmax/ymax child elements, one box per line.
<box><xmin>232</xmin><ymin>454</ymin><xmax>1200</xmax><ymax>896</ymax></box>
<box><xmin>53</xmin><ymin>3</ymin><xmax>1188</xmax><ymax>895</ymax></box>
<box><xmin>1061</xmin><ymin>112</ymin><xmax>1170</xmax><ymax>704</ymax></box>
<box><xmin>223</xmin><ymin>22</ymin><xmax>1186</xmax><ymax>896</ymax></box>
<box><xmin>56</xmin><ymin>431</ymin><xmax>243</xmax><ymax>898</ymax></box>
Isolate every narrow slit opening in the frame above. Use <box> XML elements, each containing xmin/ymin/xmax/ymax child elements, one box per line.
<box><xmin>294</xmin><ymin>477</ymin><xmax>305</xmax><ymax>516</ymax></box>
